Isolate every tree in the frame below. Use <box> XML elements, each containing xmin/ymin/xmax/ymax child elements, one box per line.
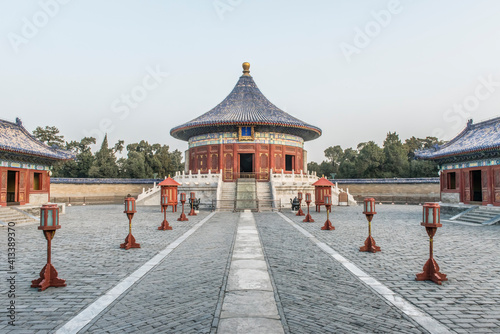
<box><xmin>88</xmin><ymin>135</ymin><xmax>120</xmax><ymax>178</ymax></box>
<box><xmin>324</xmin><ymin>145</ymin><xmax>344</xmax><ymax>174</ymax></box>
<box><xmin>382</xmin><ymin>132</ymin><xmax>409</xmax><ymax>177</ymax></box>
<box><xmin>337</xmin><ymin>148</ymin><xmax>359</xmax><ymax>178</ymax></box>
<box><xmin>307</xmin><ymin>161</ymin><xmax>321</xmax><ymax>174</ymax></box>
<box><xmin>33</xmin><ymin>126</ymin><xmax>65</xmax><ymax>147</ymax></box>
<box><xmin>356</xmin><ymin>141</ymin><xmax>385</xmax><ymax>177</ymax></box>
<box><xmin>53</xmin><ymin>137</ymin><xmax>96</xmax><ymax>177</ymax></box>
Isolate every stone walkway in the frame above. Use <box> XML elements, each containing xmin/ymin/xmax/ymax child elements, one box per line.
<box><xmin>0</xmin><ymin>204</ymin><xmax>499</xmax><ymax>333</ymax></box>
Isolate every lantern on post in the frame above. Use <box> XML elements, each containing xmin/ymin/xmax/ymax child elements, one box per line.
<box><xmin>158</xmin><ymin>177</ymin><xmax>180</xmax><ymax>213</ymax></box>
<box><xmin>416</xmin><ymin>203</ymin><xmax>447</xmax><ymax>284</ymax></box>
<box><xmin>359</xmin><ymin>198</ymin><xmax>381</xmax><ymax>253</ymax></box>
<box><xmin>296</xmin><ymin>192</ymin><xmax>305</xmax><ymax>216</ymax></box>
<box><xmin>31</xmin><ymin>204</ymin><xmax>66</xmax><ymax>291</ymax></box>
<box><xmin>158</xmin><ymin>192</ymin><xmax>172</xmax><ymax>230</ymax></box>
<box><xmin>188</xmin><ymin>192</ymin><xmax>197</xmax><ymax>216</ymax></box>
<box><xmin>312</xmin><ymin>177</ymin><xmax>334</xmax><ymax>212</ymax></box>
<box><xmin>120</xmin><ymin>195</ymin><xmax>140</xmax><ymax>249</ymax></box>
<box><xmin>303</xmin><ymin>193</ymin><xmax>314</xmax><ymax>222</ymax></box>
<box><xmin>321</xmin><ymin>195</ymin><xmax>335</xmax><ymax>230</ymax></box>
<box><xmin>177</xmin><ymin>192</ymin><xmax>189</xmax><ymax>221</ymax></box>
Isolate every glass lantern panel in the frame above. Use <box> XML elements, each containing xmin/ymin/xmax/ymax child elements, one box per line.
<box><xmin>47</xmin><ymin>210</ymin><xmax>53</xmax><ymax>226</ymax></box>
<box><xmin>437</xmin><ymin>208</ymin><xmax>440</xmax><ymax>224</ymax></box>
<box><xmin>55</xmin><ymin>211</ymin><xmax>58</xmax><ymax>226</ymax></box>
<box><xmin>425</xmin><ymin>207</ymin><xmax>430</xmax><ymax>224</ymax></box>
<box><xmin>41</xmin><ymin>211</ymin><xmax>45</xmax><ymax>226</ymax></box>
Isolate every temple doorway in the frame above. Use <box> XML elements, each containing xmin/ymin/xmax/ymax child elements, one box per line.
<box><xmin>470</xmin><ymin>170</ymin><xmax>482</xmax><ymax>202</ymax></box>
<box><xmin>239</xmin><ymin>153</ymin><xmax>254</xmax><ymax>176</ymax></box>
<box><xmin>7</xmin><ymin>171</ymin><xmax>19</xmax><ymax>205</ymax></box>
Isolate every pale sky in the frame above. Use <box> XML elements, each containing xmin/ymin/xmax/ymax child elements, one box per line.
<box><xmin>2</xmin><ymin>0</ymin><xmax>500</xmax><ymax>163</ymax></box>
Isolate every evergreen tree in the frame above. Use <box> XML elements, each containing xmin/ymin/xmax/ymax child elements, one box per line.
<box><xmin>33</xmin><ymin>126</ymin><xmax>65</xmax><ymax>147</ymax></box>
<box><xmin>382</xmin><ymin>132</ymin><xmax>409</xmax><ymax>177</ymax></box>
<box><xmin>88</xmin><ymin>135</ymin><xmax>120</xmax><ymax>178</ymax></box>
<box><xmin>356</xmin><ymin>141</ymin><xmax>385</xmax><ymax>177</ymax></box>
<box><xmin>53</xmin><ymin>137</ymin><xmax>96</xmax><ymax>177</ymax></box>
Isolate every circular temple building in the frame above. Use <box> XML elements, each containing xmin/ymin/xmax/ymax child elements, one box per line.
<box><xmin>170</xmin><ymin>62</ymin><xmax>322</xmax><ymax>182</ymax></box>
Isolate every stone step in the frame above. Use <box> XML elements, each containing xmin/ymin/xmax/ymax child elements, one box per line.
<box><xmin>452</xmin><ymin>207</ymin><xmax>500</xmax><ymax>225</ymax></box>
<box><xmin>0</xmin><ymin>208</ymin><xmax>38</xmax><ymax>225</ymax></box>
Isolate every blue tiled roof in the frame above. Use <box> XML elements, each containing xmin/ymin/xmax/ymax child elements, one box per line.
<box><xmin>0</xmin><ymin>118</ymin><xmax>75</xmax><ymax>160</ymax></box>
<box><xmin>170</xmin><ymin>66</ymin><xmax>322</xmax><ymax>141</ymax></box>
<box><xmin>415</xmin><ymin>117</ymin><xmax>500</xmax><ymax>160</ymax></box>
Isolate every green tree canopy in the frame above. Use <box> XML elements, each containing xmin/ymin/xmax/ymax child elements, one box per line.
<box><xmin>33</xmin><ymin>126</ymin><xmax>65</xmax><ymax>147</ymax></box>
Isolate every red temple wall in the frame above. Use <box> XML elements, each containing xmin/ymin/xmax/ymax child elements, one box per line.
<box><xmin>188</xmin><ymin>143</ymin><xmax>304</xmax><ymax>181</ymax></box>
<box><xmin>441</xmin><ymin>166</ymin><xmax>500</xmax><ymax>206</ymax></box>
<box><xmin>0</xmin><ymin>167</ymin><xmax>50</xmax><ymax>206</ymax></box>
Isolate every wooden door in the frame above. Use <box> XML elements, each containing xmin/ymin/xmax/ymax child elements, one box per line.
<box><xmin>0</xmin><ymin>170</ymin><xmax>6</xmax><ymax>205</ymax></box>
<box><xmin>482</xmin><ymin>169</ymin><xmax>490</xmax><ymax>204</ymax></box>
<box><xmin>463</xmin><ymin>170</ymin><xmax>470</xmax><ymax>203</ymax></box>
<box><xmin>493</xmin><ymin>168</ymin><xmax>500</xmax><ymax>204</ymax></box>
<box><xmin>18</xmin><ymin>170</ymin><xmax>27</xmax><ymax>204</ymax></box>
<box><xmin>224</xmin><ymin>153</ymin><xmax>233</xmax><ymax>181</ymax></box>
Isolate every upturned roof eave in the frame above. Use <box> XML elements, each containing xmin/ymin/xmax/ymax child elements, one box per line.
<box><xmin>170</xmin><ymin>121</ymin><xmax>322</xmax><ymax>142</ymax></box>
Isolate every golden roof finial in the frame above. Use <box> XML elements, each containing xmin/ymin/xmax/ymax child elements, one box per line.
<box><xmin>242</xmin><ymin>62</ymin><xmax>250</xmax><ymax>76</ymax></box>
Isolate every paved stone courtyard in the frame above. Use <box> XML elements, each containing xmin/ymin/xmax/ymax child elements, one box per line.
<box><xmin>1</xmin><ymin>204</ymin><xmax>499</xmax><ymax>333</ymax></box>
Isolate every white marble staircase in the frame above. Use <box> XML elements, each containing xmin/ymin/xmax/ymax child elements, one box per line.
<box><xmin>219</xmin><ymin>181</ymin><xmax>236</xmax><ymax>211</ymax></box>
<box><xmin>257</xmin><ymin>182</ymin><xmax>273</xmax><ymax>211</ymax></box>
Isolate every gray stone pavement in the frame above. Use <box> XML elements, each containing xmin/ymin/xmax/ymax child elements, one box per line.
<box><xmin>277</xmin><ymin>205</ymin><xmax>500</xmax><ymax>334</ymax></box>
<box><xmin>1</xmin><ymin>204</ymin><xmax>499</xmax><ymax>333</ymax></box>
<box><xmin>0</xmin><ymin>205</ymin><xmax>209</xmax><ymax>333</ymax></box>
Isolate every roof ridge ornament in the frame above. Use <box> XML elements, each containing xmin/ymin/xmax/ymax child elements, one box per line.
<box><xmin>242</xmin><ymin>62</ymin><xmax>250</xmax><ymax>76</ymax></box>
<box><xmin>466</xmin><ymin>119</ymin><xmax>473</xmax><ymax>128</ymax></box>
<box><xmin>15</xmin><ymin>117</ymin><xmax>22</xmax><ymax>126</ymax></box>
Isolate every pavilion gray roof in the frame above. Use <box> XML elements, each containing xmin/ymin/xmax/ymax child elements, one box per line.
<box><xmin>415</xmin><ymin>117</ymin><xmax>500</xmax><ymax>161</ymax></box>
<box><xmin>0</xmin><ymin>118</ymin><xmax>74</xmax><ymax>161</ymax></box>
<box><xmin>170</xmin><ymin>64</ymin><xmax>322</xmax><ymax>141</ymax></box>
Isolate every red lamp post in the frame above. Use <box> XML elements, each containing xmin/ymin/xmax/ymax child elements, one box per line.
<box><xmin>158</xmin><ymin>193</ymin><xmax>172</xmax><ymax>230</ymax></box>
<box><xmin>313</xmin><ymin>177</ymin><xmax>334</xmax><ymax>212</ymax></box>
<box><xmin>31</xmin><ymin>204</ymin><xmax>66</xmax><ymax>291</ymax></box>
<box><xmin>177</xmin><ymin>192</ymin><xmax>189</xmax><ymax>221</ymax></box>
<box><xmin>120</xmin><ymin>195</ymin><xmax>140</xmax><ymax>250</ymax></box>
<box><xmin>359</xmin><ymin>198</ymin><xmax>381</xmax><ymax>253</ymax></box>
<box><xmin>321</xmin><ymin>195</ymin><xmax>335</xmax><ymax>230</ymax></box>
<box><xmin>416</xmin><ymin>203</ymin><xmax>447</xmax><ymax>285</ymax></box>
<box><xmin>296</xmin><ymin>192</ymin><xmax>305</xmax><ymax>216</ymax></box>
<box><xmin>303</xmin><ymin>193</ymin><xmax>314</xmax><ymax>222</ymax></box>
<box><xmin>188</xmin><ymin>192</ymin><xmax>197</xmax><ymax>216</ymax></box>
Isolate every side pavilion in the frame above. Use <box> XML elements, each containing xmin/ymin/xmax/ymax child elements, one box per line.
<box><xmin>0</xmin><ymin>118</ymin><xmax>74</xmax><ymax>206</ymax></box>
<box><xmin>416</xmin><ymin>117</ymin><xmax>500</xmax><ymax>206</ymax></box>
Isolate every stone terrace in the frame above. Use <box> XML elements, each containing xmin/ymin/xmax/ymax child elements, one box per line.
<box><xmin>0</xmin><ymin>204</ymin><xmax>499</xmax><ymax>333</ymax></box>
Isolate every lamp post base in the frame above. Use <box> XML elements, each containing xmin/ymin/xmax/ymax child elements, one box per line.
<box><xmin>158</xmin><ymin>220</ymin><xmax>172</xmax><ymax>230</ymax></box>
<box><xmin>321</xmin><ymin>219</ymin><xmax>334</xmax><ymax>230</ymax></box>
<box><xmin>303</xmin><ymin>214</ymin><xmax>314</xmax><ymax>222</ymax></box>
<box><xmin>416</xmin><ymin>257</ymin><xmax>447</xmax><ymax>285</ymax></box>
<box><xmin>31</xmin><ymin>263</ymin><xmax>66</xmax><ymax>291</ymax></box>
<box><xmin>120</xmin><ymin>233</ymin><xmax>141</xmax><ymax>250</ymax></box>
<box><xmin>188</xmin><ymin>209</ymin><xmax>197</xmax><ymax>216</ymax></box>
<box><xmin>296</xmin><ymin>208</ymin><xmax>305</xmax><ymax>216</ymax></box>
<box><xmin>359</xmin><ymin>236</ymin><xmax>381</xmax><ymax>253</ymax></box>
<box><xmin>177</xmin><ymin>213</ymin><xmax>188</xmax><ymax>221</ymax></box>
